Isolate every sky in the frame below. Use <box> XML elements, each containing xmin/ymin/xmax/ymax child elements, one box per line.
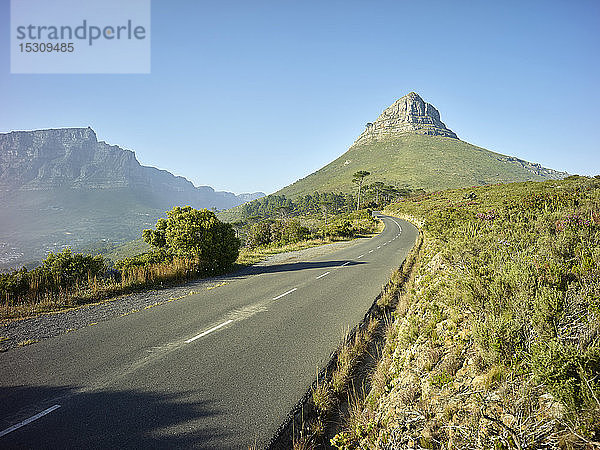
<box><xmin>1</xmin><ymin>0</ymin><xmax>599</xmax><ymax>194</ymax></box>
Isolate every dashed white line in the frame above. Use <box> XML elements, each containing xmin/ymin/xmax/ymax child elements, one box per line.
<box><xmin>340</xmin><ymin>261</ymin><xmax>350</xmax><ymax>267</ymax></box>
<box><xmin>369</xmin><ymin>250</ymin><xmax>374</xmax><ymax>253</ymax></box>
<box><xmin>273</xmin><ymin>287</ymin><xmax>297</xmax><ymax>300</ymax></box>
<box><xmin>0</xmin><ymin>405</ymin><xmax>61</xmax><ymax>438</ymax></box>
<box><xmin>377</xmin><ymin>246</ymin><xmax>381</xmax><ymax>249</ymax></box>
<box><xmin>357</xmin><ymin>254</ymin><xmax>364</xmax><ymax>259</ymax></box>
<box><xmin>185</xmin><ymin>320</ymin><xmax>234</xmax><ymax>343</ymax></box>
<box><xmin>316</xmin><ymin>272</ymin><xmax>330</xmax><ymax>279</ymax></box>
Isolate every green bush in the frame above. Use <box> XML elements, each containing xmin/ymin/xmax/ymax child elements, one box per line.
<box><xmin>531</xmin><ymin>339</ymin><xmax>600</xmax><ymax>412</ymax></box>
<box><xmin>0</xmin><ymin>268</ymin><xmax>29</xmax><ymax>301</ymax></box>
<box><xmin>246</xmin><ymin>220</ymin><xmax>276</xmax><ymax>248</ymax></box>
<box><xmin>40</xmin><ymin>248</ymin><xmax>105</xmax><ymax>287</ymax></box>
<box><xmin>1</xmin><ymin>248</ymin><xmax>105</xmax><ymax>304</ymax></box>
<box><xmin>114</xmin><ymin>250</ymin><xmax>171</xmax><ymax>272</ymax></box>
<box><xmin>143</xmin><ymin>206</ymin><xmax>240</xmax><ymax>272</ymax></box>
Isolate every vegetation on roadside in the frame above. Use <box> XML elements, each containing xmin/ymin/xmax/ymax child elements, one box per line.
<box><xmin>272</xmin><ymin>233</ymin><xmax>423</xmax><ymax>449</ymax></box>
<box><xmin>332</xmin><ymin>176</ymin><xmax>600</xmax><ymax>448</ymax></box>
<box><xmin>219</xmin><ymin>187</ymin><xmax>418</xmax><ymax>224</ymax></box>
<box><xmin>0</xmin><ymin>206</ymin><xmax>380</xmax><ymax>321</ymax></box>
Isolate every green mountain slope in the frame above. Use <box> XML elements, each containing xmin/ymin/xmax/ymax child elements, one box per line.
<box><xmin>277</xmin><ymin>132</ymin><xmax>565</xmax><ymax>198</ymax></box>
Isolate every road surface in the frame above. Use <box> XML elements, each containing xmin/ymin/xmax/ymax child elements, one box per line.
<box><xmin>0</xmin><ymin>214</ymin><xmax>417</xmax><ymax>448</ymax></box>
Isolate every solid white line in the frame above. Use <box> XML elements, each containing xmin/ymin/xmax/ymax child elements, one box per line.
<box><xmin>0</xmin><ymin>405</ymin><xmax>61</xmax><ymax>438</ymax></box>
<box><xmin>273</xmin><ymin>288</ymin><xmax>297</xmax><ymax>300</ymax></box>
<box><xmin>340</xmin><ymin>261</ymin><xmax>350</xmax><ymax>267</ymax></box>
<box><xmin>391</xmin><ymin>219</ymin><xmax>403</xmax><ymax>233</ymax></box>
<box><xmin>316</xmin><ymin>272</ymin><xmax>330</xmax><ymax>279</ymax></box>
<box><xmin>357</xmin><ymin>254</ymin><xmax>364</xmax><ymax>259</ymax></box>
<box><xmin>185</xmin><ymin>320</ymin><xmax>234</xmax><ymax>344</ymax></box>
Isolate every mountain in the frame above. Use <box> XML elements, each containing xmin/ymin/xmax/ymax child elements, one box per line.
<box><xmin>277</xmin><ymin>92</ymin><xmax>567</xmax><ymax>198</ymax></box>
<box><xmin>0</xmin><ymin>127</ymin><xmax>264</xmax><ymax>267</ymax></box>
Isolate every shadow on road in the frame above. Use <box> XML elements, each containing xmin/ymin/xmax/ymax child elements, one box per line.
<box><xmin>236</xmin><ymin>260</ymin><xmax>366</xmax><ymax>276</ymax></box>
<box><xmin>0</xmin><ymin>385</ymin><xmax>227</xmax><ymax>449</ymax></box>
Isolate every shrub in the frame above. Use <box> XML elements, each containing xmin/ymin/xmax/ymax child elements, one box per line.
<box><xmin>40</xmin><ymin>248</ymin><xmax>105</xmax><ymax>288</ymax></box>
<box><xmin>1</xmin><ymin>248</ymin><xmax>105</xmax><ymax>305</ymax></box>
<box><xmin>531</xmin><ymin>339</ymin><xmax>600</xmax><ymax>412</ymax></box>
<box><xmin>114</xmin><ymin>250</ymin><xmax>171</xmax><ymax>272</ymax></box>
<box><xmin>246</xmin><ymin>220</ymin><xmax>274</xmax><ymax>248</ymax></box>
<box><xmin>143</xmin><ymin>206</ymin><xmax>240</xmax><ymax>272</ymax></box>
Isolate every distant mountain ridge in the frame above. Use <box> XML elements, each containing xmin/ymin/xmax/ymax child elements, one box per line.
<box><xmin>0</xmin><ymin>127</ymin><xmax>263</xmax><ymax>206</ymax></box>
<box><xmin>0</xmin><ymin>127</ymin><xmax>264</xmax><ymax>267</ymax></box>
<box><xmin>276</xmin><ymin>92</ymin><xmax>567</xmax><ymax>198</ymax></box>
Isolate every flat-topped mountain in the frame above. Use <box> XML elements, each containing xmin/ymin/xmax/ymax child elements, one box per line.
<box><xmin>277</xmin><ymin>92</ymin><xmax>567</xmax><ymax>198</ymax></box>
<box><xmin>0</xmin><ymin>127</ymin><xmax>262</xmax><ymax>206</ymax></box>
<box><xmin>0</xmin><ymin>128</ymin><xmax>264</xmax><ymax>267</ymax></box>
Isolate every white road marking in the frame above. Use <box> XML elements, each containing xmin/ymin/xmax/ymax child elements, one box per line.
<box><xmin>357</xmin><ymin>254</ymin><xmax>364</xmax><ymax>259</ymax></box>
<box><xmin>273</xmin><ymin>288</ymin><xmax>297</xmax><ymax>300</ymax></box>
<box><xmin>377</xmin><ymin>246</ymin><xmax>381</xmax><ymax>249</ymax></box>
<box><xmin>369</xmin><ymin>250</ymin><xmax>374</xmax><ymax>253</ymax></box>
<box><xmin>185</xmin><ymin>320</ymin><xmax>234</xmax><ymax>343</ymax></box>
<box><xmin>391</xmin><ymin>219</ymin><xmax>403</xmax><ymax>233</ymax></box>
<box><xmin>0</xmin><ymin>405</ymin><xmax>61</xmax><ymax>438</ymax></box>
<box><xmin>383</xmin><ymin>243</ymin><xmax>387</xmax><ymax>246</ymax></box>
<box><xmin>316</xmin><ymin>272</ymin><xmax>330</xmax><ymax>279</ymax></box>
<box><xmin>340</xmin><ymin>261</ymin><xmax>350</xmax><ymax>267</ymax></box>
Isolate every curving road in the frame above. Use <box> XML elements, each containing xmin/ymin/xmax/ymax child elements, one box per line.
<box><xmin>0</xmin><ymin>215</ymin><xmax>417</xmax><ymax>449</ymax></box>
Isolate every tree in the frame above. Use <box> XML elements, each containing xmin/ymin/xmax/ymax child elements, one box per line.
<box><xmin>367</xmin><ymin>181</ymin><xmax>386</xmax><ymax>206</ymax></box>
<box><xmin>352</xmin><ymin>170</ymin><xmax>371</xmax><ymax>210</ymax></box>
<box><xmin>143</xmin><ymin>206</ymin><xmax>240</xmax><ymax>271</ymax></box>
<box><xmin>320</xmin><ymin>199</ymin><xmax>333</xmax><ymax>228</ymax></box>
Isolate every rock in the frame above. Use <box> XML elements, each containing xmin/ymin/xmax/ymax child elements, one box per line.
<box><xmin>501</xmin><ymin>413</ymin><xmax>516</xmax><ymax>427</ymax></box>
<box><xmin>353</xmin><ymin>92</ymin><xmax>459</xmax><ymax>145</ymax></box>
<box><xmin>0</xmin><ymin>127</ymin><xmax>264</xmax><ymax>209</ymax></box>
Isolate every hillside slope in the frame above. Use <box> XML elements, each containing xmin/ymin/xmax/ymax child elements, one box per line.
<box><xmin>332</xmin><ymin>176</ymin><xmax>600</xmax><ymax>447</ymax></box>
<box><xmin>277</xmin><ymin>93</ymin><xmax>566</xmax><ymax>198</ymax></box>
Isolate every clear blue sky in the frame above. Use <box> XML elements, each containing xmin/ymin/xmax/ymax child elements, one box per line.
<box><xmin>1</xmin><ymin>0</ymin><xmax>599</xmax><ymax>194</ymax></box>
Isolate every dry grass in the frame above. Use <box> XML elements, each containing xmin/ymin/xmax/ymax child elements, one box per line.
<box><xmin>17</xmin><ymin>338</ymin><xmax>38</xmax><ymax>347</ymax></box>
<box><xmin>1</xmin><ymin>258</ymin><xmax>200</xmax><ymax>321</ymax></box>
<box><xmin>312</xmin><ymin>379</ymin><xmax>335</xmax><ymax>414</ymax></box>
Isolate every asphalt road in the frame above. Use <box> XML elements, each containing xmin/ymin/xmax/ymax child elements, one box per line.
<box><xmin>0</xmin><ymin>215</ymin><xmax>417</xmax><ymax>449</ymax></box>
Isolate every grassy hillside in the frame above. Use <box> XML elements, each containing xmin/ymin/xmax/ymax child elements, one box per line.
<box><xmin>332</xmin><ymin>176</ymin><xmax>600</xmax><ymax>447</ymax></box>
<box><xmin>277</xmin><ymin>133</ymin><xmax>564</xmax><ymax>198</ymax></box>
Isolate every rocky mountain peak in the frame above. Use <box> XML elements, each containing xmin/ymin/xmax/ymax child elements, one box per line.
<box><xmin>354</xmin><ymin>92</ymin><xmax>458</xmax><ymax>145</ymax></box>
